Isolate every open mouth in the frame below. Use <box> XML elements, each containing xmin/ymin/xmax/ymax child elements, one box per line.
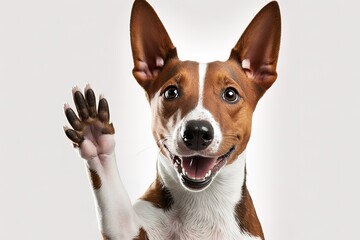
<box><xmin>164</xmin><ymin>146</ymin><xmax>235</xmax><ymax>191</ymax></box>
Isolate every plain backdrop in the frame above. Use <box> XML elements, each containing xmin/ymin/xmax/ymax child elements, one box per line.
<box><xmin>0</xmin><ymin>0</ymin><xmax>359</xmax><ymax>239</ymax></box>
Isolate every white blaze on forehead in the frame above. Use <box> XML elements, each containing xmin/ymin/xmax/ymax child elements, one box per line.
<box><xmin>198</xmin><ymin>63</ymin><xmax>207</xmax><ymax>107</ymax></box>
<box><xmin>171</xmin><ymin>62</ymin><xmax>222</xmax><ymax>155</ymax></box>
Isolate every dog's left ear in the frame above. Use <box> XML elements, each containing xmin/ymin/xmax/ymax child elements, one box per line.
<box><xmin>229</xmin><ymin>1</ymin><xmax>281</xmax><ymax>93</ymax></box>
<box><xmin>130</xmin><ymin>0</ymin><xmax>177</xmax><ymax>90</ymax></box>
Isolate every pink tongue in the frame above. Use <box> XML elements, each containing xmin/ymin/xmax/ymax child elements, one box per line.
<box><xmin>182</xmin><ymin>156</ymin><xmax>217</xmax><ymax>179</ymax></box>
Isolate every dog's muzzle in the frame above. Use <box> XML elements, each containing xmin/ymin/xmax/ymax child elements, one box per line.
<box><xmin>164</xmin><ymin>145</ymin><xmax>235</xmax><ymax>192</ymax></box>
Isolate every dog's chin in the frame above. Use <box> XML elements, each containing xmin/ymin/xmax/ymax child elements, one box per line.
<box><xmin>165</xmin><ymin>146</ymin><xmax>235</xmax><ymax>192</ymax></box>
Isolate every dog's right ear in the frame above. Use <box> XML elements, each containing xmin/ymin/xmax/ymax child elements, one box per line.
<box><xmin>130</xmin><ymin>0</ymin><xmax>177</xmax><ymax>90</ymax></box>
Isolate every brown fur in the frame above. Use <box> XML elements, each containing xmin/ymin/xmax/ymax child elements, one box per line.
<box><xmin>236</xmin><ymin>180</ymin><xmax>265</xmax><ymax>239</ymax></box>
<box><xmin>88</xmin><ymin>168</ymin><xmax>102</xmax><ymax>190</ymax></box>
<box><xmin>203</xmin><ymin>61</ymin><xmax>257</xmax><ymax>164</ymax></box>
<box><xmin>150</xmin><ymin>61</ymin><xmax>200</xmax><ymax>154</ymax></box>
<box><xmin>140</xmin><ymin>175</ymin><xmax>174</xmax><ymax>211</ymax></box>
<box><xmin>101</xmin><ymin>232</ymin><xmax>111</xmax><ymax>240</ymax></box>
<box><xmin>133</xmin><ymin>228</ymin><xmax>148</xmax><ymax>240</ymax></box>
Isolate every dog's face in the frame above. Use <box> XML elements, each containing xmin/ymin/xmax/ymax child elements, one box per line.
<box><xmin>130</xmin><ymin>0</ymin><xmax>281</xmax><ymax>191</ymax></box>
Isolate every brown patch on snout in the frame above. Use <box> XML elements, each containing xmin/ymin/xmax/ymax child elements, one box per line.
<box><xmin>149</xmin><ymin>61</ymin><xmax>200</xmax><ymax>154</ymax></box>
<box><xmin>88</xmin><ymin>168</ymin><xmax>102</xmax><ymax>190</ymax></box>
<box><xmin>202</xmin><ymin>61</ymin><xmax>261</xmax><ymax>163</ymax></box>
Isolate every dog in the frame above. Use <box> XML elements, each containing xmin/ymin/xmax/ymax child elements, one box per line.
<box><xmin>64</xmin><ymin>0</ymin><xmax>281</xmax><ymax>239</ymax></box>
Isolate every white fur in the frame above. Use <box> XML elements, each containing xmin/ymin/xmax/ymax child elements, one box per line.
<box><xmin>173</xmin><ymin>105</ymin><xmax>223</xmax><ymax>155</ymax></box>
<box><xmin>133</xmin><ymin>151</ymin><xmax>260</xmax><ymax>240</ymax></box>
<box><xmin>85</xmin><ymin>154</ymin><xmax>140</xmax><ymax>239</ymax></box>
<box><xmin>241</xmin><ymin>59</ymin><xmax>251</xmax><ymax>70</ymax></box>
<box><xmin>198</xmin><ymin>63</ymin><xmax>207</xmax><ymax>106</ymax></box>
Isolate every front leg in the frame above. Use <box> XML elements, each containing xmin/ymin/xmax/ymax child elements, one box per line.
<box><xmin>64</xmin><ymin>85</ymin><xmax>140</xmax><ymax>239</ymax></box>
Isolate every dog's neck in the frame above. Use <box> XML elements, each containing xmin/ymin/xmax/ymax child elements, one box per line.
<box><xmin>137</xmin><ymin>151</ymin><xmax>264</xmax><ymax>239</ymax></box>
<box><xmin>158</xmin><ymin>151</ymin><xmax>247</xmax><ymax>210</ymax></box>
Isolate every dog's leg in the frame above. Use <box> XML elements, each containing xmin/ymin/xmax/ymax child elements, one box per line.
<box><xmin>64</xmin><ymin>85</ymin><xmax>139</xmax><ymax>239</ymax></box>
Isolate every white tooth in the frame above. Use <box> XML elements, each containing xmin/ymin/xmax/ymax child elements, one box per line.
<box><xmin>182</xmin><ymin>168</ymin><xmax>186</xmax><ymax>176</ymax></box>
<box><xmin>205</xmin><ymin>170</ymin><xmax>211</xmax><ymax>178</ymax></box>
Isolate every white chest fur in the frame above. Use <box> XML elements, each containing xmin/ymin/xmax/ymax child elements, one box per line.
<box><xmin>133</xmin><ymin>152</ymin><xmax>261</xmax><ymax>240</ymax></box>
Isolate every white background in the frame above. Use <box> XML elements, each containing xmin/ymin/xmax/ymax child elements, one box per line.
<box><xmin>0</xmin><ymin>0</ymin><xmax>359</xmax><ymax>239</ymax></box>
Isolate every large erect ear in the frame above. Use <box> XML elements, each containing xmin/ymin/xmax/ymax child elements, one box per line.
<box><xmin>229</xmin><ymin>1</ymin><xmax>281</xmax><ymax>91</ymax></box>
<box><xmin>130</xmin><ymin>0</ymin><xmax>177</xmax><ymax>90</ymax></box>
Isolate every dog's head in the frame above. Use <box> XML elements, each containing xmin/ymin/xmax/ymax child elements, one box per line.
<box><xmin>130</xmin><ymin>0</ymin><xmax>281</xmax><ymax>191</ymax></box>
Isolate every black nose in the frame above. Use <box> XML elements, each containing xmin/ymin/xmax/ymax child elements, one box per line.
<box><xmin>182</xmin><ymin>120</ymin><xmax>214</xmax><ymax>151</ymax></box>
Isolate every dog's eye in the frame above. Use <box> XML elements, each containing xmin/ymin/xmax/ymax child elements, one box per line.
<box><xmin>222</xmin><ymin>87</ymin><xmax>240</xmax><ymax>103</ymax></box>
<box><xmin>163</xmin><ymin>86</ymin><xmax>179</xmax><ymax>100</ymax></box>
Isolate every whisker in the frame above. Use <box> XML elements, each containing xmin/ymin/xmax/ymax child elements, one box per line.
<box><xmin>154</xmin><ymin>136</ymin><xmax>175</xmax><ymax>156</ymax></box>
<box><xmin>135</xmin><ymin>144</ymin><xmax>159</xmax><ymax>156</ymax></box>
<box><xmin>221</xmin><ymin>134</ymin><xmax>240</xmax><ymax>141</ymax></box>
<box><xmin>156</xmin><ymin>135</ymin><xmax>173</xmax><ymax>146</ymax></box>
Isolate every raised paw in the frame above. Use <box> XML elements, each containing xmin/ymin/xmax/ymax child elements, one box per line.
<box><xmin>64</xmin><ymin>85</ymin><xmax>115</xmax><ymax>162</ymax></box>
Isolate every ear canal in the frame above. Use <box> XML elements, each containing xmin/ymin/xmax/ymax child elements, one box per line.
<box><xmin>130</xmin><ymin>0</ymin><xmax>178</xmax><ymax>90</ymax></box>
<box><xmin>230</xmin><ymin>1</ymin><xmax>281</xmax><ymax>91</ymax></box>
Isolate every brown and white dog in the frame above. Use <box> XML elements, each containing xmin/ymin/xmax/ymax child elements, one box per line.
<box><xmin>64</xmin><ymin>0</ymin><xmax>281</xmax><ymax>239</ymax></box>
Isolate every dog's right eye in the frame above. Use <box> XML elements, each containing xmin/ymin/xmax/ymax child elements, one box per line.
<box><xmin>163</xmin><ymin>86</ymin><xmax>179</xmax><ymax>100</ymax></box>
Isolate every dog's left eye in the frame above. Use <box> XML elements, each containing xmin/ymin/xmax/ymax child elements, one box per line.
<box><xmin>163</xmin><ymin>86</ymin><xmax>179</xmax><ymax>100</ymax></box>
<box><xmin>222</xmin><ymin>87</ymin><xmax>240</xmax><ymax>103</ymax></box>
